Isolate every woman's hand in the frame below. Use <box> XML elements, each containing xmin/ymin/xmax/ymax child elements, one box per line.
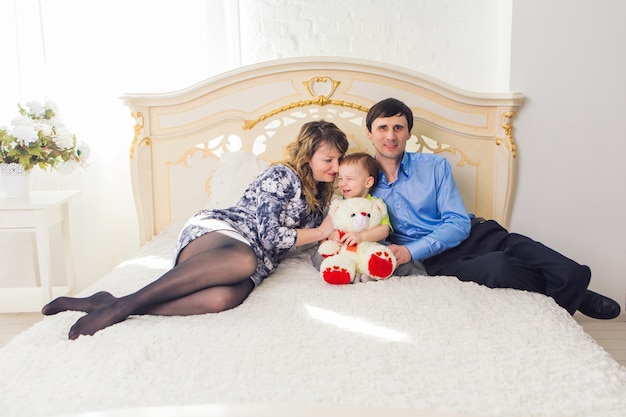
<box><xmin>318</xmin><ymin>214</ymin><xmax>335</xmax><ymax>240</ymax></box>
<box><xmin>327</xmin><ymin>230</ymin><xmax>340</xmax><ymax>243</ymax></box>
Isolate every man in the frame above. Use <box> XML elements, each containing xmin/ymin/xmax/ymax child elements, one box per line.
<box><xmin>367</xmin><ymin>98</ymin><xmax>620</xmax><ymax>319</ymax></box>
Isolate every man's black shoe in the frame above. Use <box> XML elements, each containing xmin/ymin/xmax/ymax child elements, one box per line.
<box><xmin>578</xmin><ymin>290</ymin><xmax>621</xmax><ymax>319</ymax></box>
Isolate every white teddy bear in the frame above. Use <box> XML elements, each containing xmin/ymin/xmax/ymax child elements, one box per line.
<box><xmin>318</xmin><ymin>196</ymin><xmax>397</xmax><ymax>284</ymax></box>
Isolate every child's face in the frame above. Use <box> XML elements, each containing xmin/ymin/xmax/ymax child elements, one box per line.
<box><xmin>337</xmin><ymin>163</ymin><xmax>374</xmax><ymax>199</ymax></box>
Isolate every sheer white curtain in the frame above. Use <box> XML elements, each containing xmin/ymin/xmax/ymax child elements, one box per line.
<box><xmin>0</xmin><ymin>0</ymin><xmax>240</xmax><ymax>292</ymax></box>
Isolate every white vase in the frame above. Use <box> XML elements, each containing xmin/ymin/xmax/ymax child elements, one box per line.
<box><xmin>1</xmin><ymin>163</ymin><xmax>32</xmax><ymax>199</ymax></box>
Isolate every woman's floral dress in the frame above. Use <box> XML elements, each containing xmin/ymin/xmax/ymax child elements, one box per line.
<box><xmin>175</xmin><ymin>164</ymin><xmax>323</xmax><ymax>285</ymax></box>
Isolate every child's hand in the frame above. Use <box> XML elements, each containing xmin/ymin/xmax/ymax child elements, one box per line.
<box><xmin>340</xmin><ymin>231</ymin><xmax>363</xmax><ymax>247</ymax></box>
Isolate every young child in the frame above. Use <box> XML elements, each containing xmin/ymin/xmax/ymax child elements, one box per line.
<box><xmin>310</xmin><ymin>152</ymin><xmax>392</xmax><ymax>273</ymax></box>
<box><xmin>331</xmin><ymin>152</ymin><xmax>391</xmax><ymax>245</ymax></box>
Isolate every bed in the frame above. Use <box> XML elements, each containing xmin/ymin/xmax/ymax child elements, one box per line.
<box><xmin>2</xmin><ymin>57</ymin><xmax>626</xmax><ymax>417</ymax></box>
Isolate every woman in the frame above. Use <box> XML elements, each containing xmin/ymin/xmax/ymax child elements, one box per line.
<box><xmin>43</xmin><ymin>120</ymin><xmax>349</xmax><ymax>339</ymax></box>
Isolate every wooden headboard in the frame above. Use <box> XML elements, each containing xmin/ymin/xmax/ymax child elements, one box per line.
<box><xmin>122</xmin><ymin>57</ymin><xmax>524</xmax><ymax>245</ymax></box>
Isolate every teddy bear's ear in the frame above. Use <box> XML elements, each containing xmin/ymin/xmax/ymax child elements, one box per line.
<box><xmin>373</xmin><ymin>197</ymin><xmax>388</xmax><ymax>217</ymax></box>
<box><xmin>329</xmin><ymin>198</ymin><xmax>342</xmax><ymax>214</ymax></box>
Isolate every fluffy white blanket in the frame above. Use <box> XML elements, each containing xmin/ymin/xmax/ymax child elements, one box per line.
<box><xmin>1</xmin><ymin>224</ymin><xmax>626</xmax><ymax>417</ymax></box>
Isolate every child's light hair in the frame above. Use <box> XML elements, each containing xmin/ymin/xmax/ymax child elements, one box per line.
<box><xmin>340</xmin><ymin>152</ymin><xmax>380</xmax><ymax>187</ymax></box>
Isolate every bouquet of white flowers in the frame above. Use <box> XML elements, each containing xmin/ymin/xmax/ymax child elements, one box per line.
<box><xmin>0</xmin><ymin>99</ymin><xmax>90</xmax><ymax>172</ymax></box>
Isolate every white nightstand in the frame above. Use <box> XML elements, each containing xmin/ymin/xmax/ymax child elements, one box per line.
<box><xmin>0</xmin><ymin>190</ymin><xmax>81</xmax><ymax>313</ymax></box>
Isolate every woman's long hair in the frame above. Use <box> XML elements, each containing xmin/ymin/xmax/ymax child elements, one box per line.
<box><xmin>281</xmin><ymin>120</ymin><xmax>349</xmax><ymax>212</ymax></box>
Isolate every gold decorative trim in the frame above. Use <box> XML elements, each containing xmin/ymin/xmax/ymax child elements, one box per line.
<box><xmin>168</xmin><ymin>147</ymin><xmax>212</xmax><ymax>168</ymax></box>
<box><xmin>242</xmin><ymin>76</ymin><xmax>369</xmax><ymax>130</ymax></box>
<box><xmin>133</xmin><ymin>137</ymin><xmax>152</xmax><ymax>158</ymax></box>
<box><xmin>129</xmin><ymin>112</ymin><xmax>150</xmax><ymax>159</ymax></box>
<box><xmin>496</xmin><ymin>111</ymin><xmax>517</xmax><ymax>159</ymax></box>
<box><xmin>434</xmin><ymin>148</ymin><xmax>479</xmax><ymax>167</ymax></box>
<box><xmin>302</xmin><ymin>76</ymin><xmax>340</xmax><ymax>97</ymax></box>
<box><xmin>414</xmin><ymin>135</ymin><xmax>478</xmax><ymax>168</ymax></box>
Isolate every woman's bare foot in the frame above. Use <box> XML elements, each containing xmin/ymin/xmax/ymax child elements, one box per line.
<box><xmin>68</xmin><ymin>300</ymin><xmax>132</xmax><ymax>340</ymax></box>
<box><xmin>41</xmin><ymin>291</ymin><xmax>117</xmax><ymax>315</ymax></box>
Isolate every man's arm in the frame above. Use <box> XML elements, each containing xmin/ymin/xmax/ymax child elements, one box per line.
<box><xmin>403</xmin><ymin>213</ymin><xmax>470</xmax><ymax>261</ymax></box>
<box><xmin>372</xmin><ymin>154</ymin><xmax>471</xmax><ymax>263</ymax></box>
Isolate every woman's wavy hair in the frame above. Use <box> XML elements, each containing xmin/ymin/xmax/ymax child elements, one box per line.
<box><xmin>280</xmin><ymin>120</ymin><xmax>349</xmax><ymax>212</ymax></box>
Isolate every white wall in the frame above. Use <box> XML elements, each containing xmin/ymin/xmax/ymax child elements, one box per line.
<box><xmin>510</xmin><ymin>0</ymin><xmax>626</xmax><ymax>307</ymax></box>
<box><xmin>239</xmin><ymin>0</ymin><xmax>510</xmax><ymax>92</ymax></box>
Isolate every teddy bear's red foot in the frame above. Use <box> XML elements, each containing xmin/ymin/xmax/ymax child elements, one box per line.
<box><xmin>322</xmin><ymin>265</ymin><xmax>352</xmax><ymax>285</ymax></box>
<box><xmin>368</xmin><ymin>251</ymin><xmax>394</xmax><ymax>279</ymax></box>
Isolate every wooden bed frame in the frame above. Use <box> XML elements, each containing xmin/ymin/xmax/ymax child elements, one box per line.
<box><xmin>3</xmin><ymin>58</ymin><xmax>626</xmax><ymax>417</ymax></box>
<box><xmin>121</xmin><ymin>57</ymin><xmax>524</xmax><ymax>245</ymax></box>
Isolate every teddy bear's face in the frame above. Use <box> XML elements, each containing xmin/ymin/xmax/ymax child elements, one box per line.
<box><xmin>329</xmin><ymin>197</ymin><xmax>386</xmax><ymax>232</ymax></box>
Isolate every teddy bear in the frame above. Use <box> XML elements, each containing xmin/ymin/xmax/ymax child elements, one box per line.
<box><xmin>318</xmin><ymin>196</ymin><xmax>397</xmax><ymax>284</ymax></box>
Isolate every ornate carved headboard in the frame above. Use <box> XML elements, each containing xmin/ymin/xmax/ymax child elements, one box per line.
<box><xmin>122</xmin><ymin>57</ymin><xmax>524</xmax><ymax>245</ymax></box>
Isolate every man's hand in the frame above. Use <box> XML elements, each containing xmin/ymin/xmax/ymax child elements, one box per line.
<box><xmin>389</xmin><ymin>244</ymin><xmax>412</xmax><ymax>265</ymax></box>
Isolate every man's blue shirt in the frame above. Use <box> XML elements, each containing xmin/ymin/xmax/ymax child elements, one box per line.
<box><xmin>371</xmin><ymin>152</ymin><xmax>471</xmax><ymax>262</ymax></box>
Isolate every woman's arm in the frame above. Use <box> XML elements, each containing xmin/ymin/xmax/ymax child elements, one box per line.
<box><xmin>254</xmin><ymin>165</ymin><xmax>335</xmax><ymax>250</ymax></box>
<box><xmin>294</xmin><ymin>214</ymin><xmax>334</xmax><ymax>247</ymax></box>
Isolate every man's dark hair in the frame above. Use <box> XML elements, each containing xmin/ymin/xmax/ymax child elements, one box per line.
<box><xmin>366</xmin><ymin>98</ymin><xmax>414</xmax><ymax>132</ymax></box>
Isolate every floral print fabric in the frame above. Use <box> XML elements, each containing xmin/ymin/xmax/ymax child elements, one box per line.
<box><xmin>175</xmin><ymin>164</ymin><xmax>323</xmax><ymax>285</ymax></box>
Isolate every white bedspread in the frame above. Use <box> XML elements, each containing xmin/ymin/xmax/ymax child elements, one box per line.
<box><xmin>1</xmin><ymin>224</ymin><xmax>626</xmax><ymax>417</ymax></box>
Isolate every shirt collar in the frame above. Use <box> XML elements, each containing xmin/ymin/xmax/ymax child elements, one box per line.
<box><xmin>399</xmin><ymin>152</ymin><xmax>411</xmax><ymax>178</ymax></box>
<box><xmin>376</xmin><ymin>152</ymin><xmax>410</xmax><ymax>186</ymax></box>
